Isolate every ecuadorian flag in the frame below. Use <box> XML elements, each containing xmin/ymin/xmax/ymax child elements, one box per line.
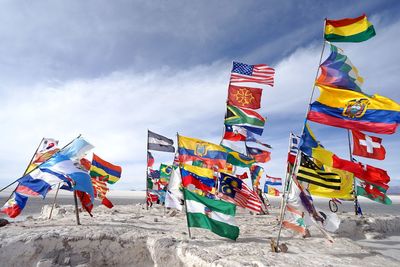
<box><xmin>178</xmin><ymin>135</ymin><xmax>227</xmax><ymax>169</ymax></box>
<box><xmin>90</xmin><ymin>154</ymin><xmax>122</xmax><ymax>184</ymax></box>
<box><xmin>324</xmin><ymin>14</ymin><xmax>376</xmax><ymax>43</ymax></box>
<box><xmin>308</xmin><ymin>85</ymin><xmax>400</xmax><ymax>134</ymax></box>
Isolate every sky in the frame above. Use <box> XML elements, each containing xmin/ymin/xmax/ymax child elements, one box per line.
<box><xmin>0</xmin><ymin>0</ymin><xmax>399</xmax><ymax>191</ymax></box>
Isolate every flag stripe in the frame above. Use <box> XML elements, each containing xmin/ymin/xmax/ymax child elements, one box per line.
<box><xmin>186</xmin><ymin>199</ymin><xmax>237</xmax><ymax>227</ymax></box>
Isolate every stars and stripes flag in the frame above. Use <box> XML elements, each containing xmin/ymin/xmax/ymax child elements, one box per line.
<box><xmin>230</xmin><ymin>61</ymin><xmax>275</xmax><ymax>86</ymax></box>
<box><xmin>218</xmin><ymin>173</ymin><xmax>262</xmax><ymax>213</ymax></box>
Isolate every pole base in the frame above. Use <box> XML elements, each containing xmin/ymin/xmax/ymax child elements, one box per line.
<box><xmin>270</xmin><ymin>238</ymin><xmax>288</xmax><ymax>253</ymax></box>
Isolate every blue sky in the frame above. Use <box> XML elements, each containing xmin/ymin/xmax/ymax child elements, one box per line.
<box><xmin>0</xmin><ymin>0</ymin><xmax>399</xmax><ymax>191</ymax></box>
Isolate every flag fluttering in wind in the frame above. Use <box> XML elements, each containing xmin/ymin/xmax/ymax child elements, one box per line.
<box><xmin>60</xmin><ymin>137</ymin><xmax>94</xmax><ymax>161</ymax></box>
<box><xmin>184</xmin><ymin>188</ymin><xmax>239</xmax><ymax>240</ymax></box>
<box><xmin>218</xmin><ymin>173</ymin><xmax>262</xmax><ymax>213</ymax></box>
<box><xmin>246</xmin><ymin>144</ymin><xmax>271</xmax><ymax>163</ymax></box>
<box><xmin>230</xmin><ymin>61</ymin><xmax>275</xmax><ymax>86</ymax></box>
<box><xmin>159</xmin><ymin>164</ymin><xmax>173</xmax><ymax>185</ymax></box>
<box><xmin>181</xmin><ymin>164</ymin><xmax>216</xmax><ymax>196</ymax></box>
<box><xmin>264</xmin><ymin>184</ymin><xmax>280</xmax><ymax>196</ymax></box>
<box><xmin>1</xmin><ymin>192</ymin><xmax>28</xmax><ymax>218</ymax></box>
<box><xmin>297</xmin><ymin>153</ymin><xmax>341</xmax><ymax>190</ymax></box>
<box><xmin>148</xmin><ymin>130</ymin><xmax>175</xmax><ymax>153</ymax></box>
<box><xmin>265</xmin><ymin>175</ymin><xmax>282</xmax><ymax>186</ymax></box>
<box><xmin>316</xmin><ymin>44</ymin><xmax>364</xmax><ymax>92</ymax></box>
<box><xmin>351</xmin><ymin>130</ymin><xmax>386</xmax><ymax>160</ymax></box>
<box><xmin>307</xmin><ymin>85</ymin><xmax>400</xmax><ymax>134</ymax></box>
<box><xmin>147</xmin><ymin>152</ymin><xmax>155</xmax><ymax>167</ymax></box>
<box><xmin>227</xmin><ymin>85</ymin><xmax>263</xmax><ymax>109</ymax></box>
<box><xmin>41</xmin><ymin>154</ymin><xmax>95</xmax><ymax>201</ymax></box>
<box><xmin>222</xmin><ymin>145</ymin><xmax>255</xmax><ymax>167</ymax></box>
<box><xmin>90</xmin><ymin>154</ymin><xmax>122</xmax><ymax>184</ymax></box>
<box><xmin>224</xmin><ymin>105</ymin><xmax>265</xmax><ymax>136</ymax></box>
<box><xmin>165</xmin><ymin>165</ymin><xmax>183</xmax><ymax>211</ymax></box>
<box><xmin>356</xmin><ymin>181</ymin><xmax>392</xmax><ymax>205</ymax></box>
<box><xmin>178</xmin><ymin>135</ymin><xmax>227</xmax><ymax>169</ymax></box>
<box><xmin>250</xmin><ymin>165</ymin><xmax>264</xmax><ymax>188</ymax></box>
<box><xmin>324</xmin><ymin>14</ymin><xmax>376</xmax><ymax>43</ymax></box>
<box><xmin>223</xmin><ymin>125</ymin><xmax>247</xmax><ymax>141</ymax></box>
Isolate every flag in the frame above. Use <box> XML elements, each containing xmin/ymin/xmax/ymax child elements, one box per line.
<box><xmin>308</xmin><ymin>85</ymin><xmax>400</xmax><ymax>134</ymax></box>
<box><xmin>148</xmin><ymin>169</ymin><xmax>160</xmax><ymax>179</ymax></box>
<box><xmin>324</xmin><ymin>14</ymin><xmax>376</xmax><ymax>43</ymax></box>
<box><xmin>218</xmin><ymin>173</ymin><xmax>262</xmax><ymax>213</ymax></box>
<box><xmin>316</xmin><ymin>44</ymin><xmax>364</xmax><ymax>92</ymax></box>
<box><xmin>282</xmin><ymin>182</ymin><xmax>307</xmax><ymax>235</ymax></box>
<box><xmin>288</xmin><ymin>133</ymin><xmax>300</xmax><ymax>165</ymax></box>
<box><xmin>92</xmin><ymin>177</ymin><xmax>114</xmax><ymax>209</ymax></box>
<box><xmin>180</xmin><ymin>164</ymin><xmax>216</xmax><ymax>196</ymax></box>
<box><xmin>230</xmin><ymin>61</ymin><xmax>275</xmax><ymax>86</ymax></box>
<box><xmin>147</xmin><ymin>152</ymin><xmax>155</xmax><ymax>167</ymax></box>
<box><xmin>0</xmin><ymin>192</ymin><xmax>28</xmax><ymax>218</ymax></box>
<box><xmin>41</xmin><ymin>154</ymin><xmax>95</xmax><ymax>202</ymax></box>
<box><xmin>15</xmin><ymin>168</ymin><xmax>68</xmax><ymax>198</ymax></box>
<box><xmin>184</xmin><ymin>188</ymin><xmax>239</xmax><ymax>240</ymax></box>
<box><xmin>60</xmin><ymin>137</ymin><xmax>94</xmax><ymax>160</ymax></box>
<box><xmin>148</xmin><ymin>130</ymin><xmax>175</xmax><ymax>153</ymax></box>
<box><xmin>356</xmin><ymin>182</ymin><xmax>392</xmax><ymax>205</ymax></box>
<box><xmin>265</xmin><ymin>175</ymin><xmax>282</xmax><ymax>186</ymax></box>
<box><xmin>246</xmin><ymin>144</ymin><xmax>271</xmax><ymax>163</ymax></box>
<box><xmin>246</xmin><ymin>131</ymin><xmax>272</xmax><ymax>148</ymax></box>
<box><xmin>178</xmin><ymin>135</ymin><xmax>227</xmax><ymax>169</ymax></box>
<box><xmin>299</xmin><ymin>123</ymin><xmax>321</xmax><ymax>156</ymax></box>
<box><xmin>309</xmin><ymin>166</ymin><xmax>354</xmax><ymax>200</ymax></box>
<box><xmin>227</xmin><ymin>84</ymin><xmax>262</xmax><ymax>109</ymax></box>
<box><xmin>236</xmin><ymin>171</ymin><xmax>248</xmax><ymax>180</ymax></box>
<box><xmin>250</xmin><ymin>165</ymin><xmax>264</xmax><ymax>188</ymax></box>
<box><xmin>351</xmin><ymin>130</ymin><xmax>386</xmax><ymax>160</ymax></box>
<box><xmin>165</xmin><ymin>165</ymin><xmax>183</xmax><ymax>211</ymax></box>
<box><xmin>32</xmin><ymin>138</ymin><xmax>60</xmax><ymax>165</ymax></box>
<box><xmin>90</xmin><ymin>154</ymin><xmax>122</xmax><ymax>184</ymax></box>
<box><xmin>159</xmin><ymin>164</ymin><xmax>173</xmax><ymax>185</ymax></box>
<box><xmin>264</xmin><ymin>185</ymin><xmax>280</xmax><ymax>196</ymax></box>
<box><xmin>223</xmin><ymin>125</ymin><xmax>247</xmax><ymax>141</ymax></box>
<box><xmin>297</xmin><ymin>153</ymin><xmax>341</xmax><ymax>190</ymax></box>
<box><xmin>224</xmin><ymin>105</ymin><xmax>265</xmax><ymax>135</ymax></box>
<box><xmin>223</xmin><ymin>146</ymin><xmax>255</xmax><ymax>167</ymax></box>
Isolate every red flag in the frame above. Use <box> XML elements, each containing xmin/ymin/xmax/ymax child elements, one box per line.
<box><xmin>236</xmin><ymin>172</ymin><xmax>248</xmax><ymax>179</ymax></box>
<box><xmin>227</xmin><ymin>85</ymin><xmax>262</xmax><ymax>109</ymax></box>
<box><xmin>147</xmin><ymin>152</ymin><xmax>155</xmax><ymax>167</ymax></box>
<box><xmin>352</xmin><ymin>130</ymin><xmax>386</xmax><ymax>160</ymax></box>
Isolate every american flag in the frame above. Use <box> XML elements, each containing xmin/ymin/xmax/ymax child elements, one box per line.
<box><xmin>230</xmin><ymin>61</ymin><xmax>275</xmax><ymax>86</ymax></box>
<box><xmin>218</xmin><ymin>173</ymin><xmax>262</xmax><ymax>213</ymax></box>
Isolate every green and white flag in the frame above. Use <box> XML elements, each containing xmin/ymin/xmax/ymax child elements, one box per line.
<box><xmin>184</xmin><ymin>189</ymin><xmax>239</xmax><ymax>240</ymax></box>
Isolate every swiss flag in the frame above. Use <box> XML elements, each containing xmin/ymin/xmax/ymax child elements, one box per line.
<box><xmin>351</xmin><ymin>130</ymin><xmax>386</xmax><ymax>160</ymax></box>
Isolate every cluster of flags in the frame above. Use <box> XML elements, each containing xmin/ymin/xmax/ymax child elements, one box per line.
<box><xmin>1</xmin><ymin>137</ymin><xmax>122</xmax><ymax>218</ymax></box>
<box><xmin>281</xmin><ymin>14</ymin><xmax>398</xmax><ymax>239</ymax></box>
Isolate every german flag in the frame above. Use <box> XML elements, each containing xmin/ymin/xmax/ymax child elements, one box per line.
<box><xmin>296</xmin><ymin>153</ymin><xmax>341</xmax><ymax>190</ymax></box>
<box><xmin>90</xmin><ymin>154</ymin><xmax>122</xmax><ymax>184</ymax></box>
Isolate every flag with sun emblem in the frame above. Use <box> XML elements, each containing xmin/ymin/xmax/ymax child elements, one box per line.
<box><xmin>184</xmin><ymin>188</ymin><xmax>239</xmax><ymax>240</ymax></box>
<box><xmin>228</xmin><ymin>85</ymin><xmax>262</xmax><ymax>109</ymax></box>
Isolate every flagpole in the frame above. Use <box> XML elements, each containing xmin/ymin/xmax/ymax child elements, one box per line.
<box><xmin>274</xmin><ymin>19</ymin><xmax>328</xmax><ymax>252</ymax></box>
<box><xmin>347</xmin><ymin>130</ymin><xmax>359</xmax><ymax>215</ymax></box>
<box><xmin>182</xmin><ymin>187</ymin><xmax>192</xmax><ymax>239</ymax></box>
<box><xmin>48</xmin><ymin>182</ymin><xmax>61</xmax><ymax>219</ymax></box>
<box><xmin>73</xmin><ymin>190</ymin><xmax>81</xmax><ymax>225</ymax></box>
<box><xmin>146</xmin><ymin>129</ymin><xmax>149</xmax><ymax>210</ymax></box>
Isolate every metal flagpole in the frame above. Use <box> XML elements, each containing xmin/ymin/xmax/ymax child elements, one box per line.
<box><xmin>146</xmin><ymin>129</ymin><xmax>150</xmax><ymax>210</ymax></box>
<box><xmin>274</xmin><ymin>19</ymin><xmax>328</xmax><ymax>252</ymax></box>
<box><xmin>48</xmin><ymin>182</ymin><xmax>61</xmax><ymax>219</ymax></box>
<box><xmin>347</xmin><ymin>130</ymin><xmax>359</xmax><ymax>215</ymax></box>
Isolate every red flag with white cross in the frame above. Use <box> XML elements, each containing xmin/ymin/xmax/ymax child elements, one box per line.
<box><xmin>351</xmin><ymin>130</ymin><xmax>386</xmax><ymax>160</ymax></box>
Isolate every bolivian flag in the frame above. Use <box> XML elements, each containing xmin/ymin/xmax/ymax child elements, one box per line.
<box><xmin>324</xmin><ymin>14</ymin><xmax>376</xmax><ymax>43</ymax></box>
<box><xmin>90</xmin><ymin>154</ymin><xmax>122</xmax><ymax>184</ymax></box>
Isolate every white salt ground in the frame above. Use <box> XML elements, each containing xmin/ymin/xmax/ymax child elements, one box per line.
<box><xmin>0</xmin><ymin>196</ymin><xmax>399</xmax><ymax>267</ymax></box>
